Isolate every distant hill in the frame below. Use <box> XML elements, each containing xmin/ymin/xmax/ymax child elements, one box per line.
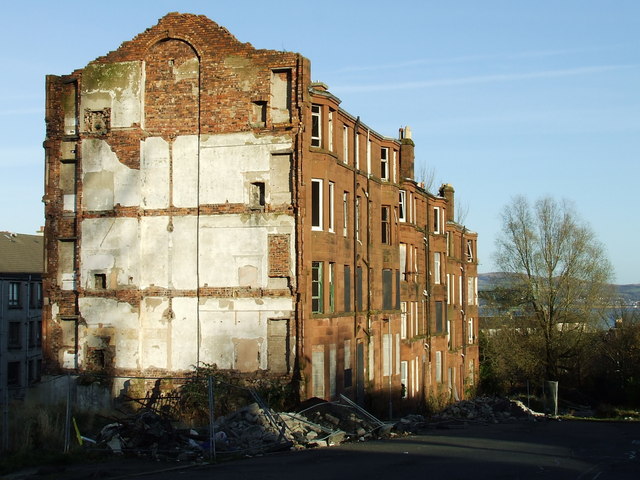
<box><xmin>479</xmin><ymin>272</ymin><xmax>640</xmax><ymax>306</ymax></box>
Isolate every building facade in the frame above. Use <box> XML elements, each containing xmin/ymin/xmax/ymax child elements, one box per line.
<box><xmin>43</xmin><ymin>13</ymin><xmax>478</xmax><ymax>412</ymax></box>
<box><xmin>0</xmin><ymin>232</ymin><xmax>43</xmax><ymax>399</ymax></box>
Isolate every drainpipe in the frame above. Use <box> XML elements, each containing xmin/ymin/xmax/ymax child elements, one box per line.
<box><xmin>352</xmin><ymin>117</ymin><xmax>360</xmax><ymax>339</ymax></box>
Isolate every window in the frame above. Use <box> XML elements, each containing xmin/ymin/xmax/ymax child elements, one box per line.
<box><xmin>433</xmin><ymin>207</ymin><xmax>441</xmax><ymax>233</ymax></box>
<box><xmin>8</xmin><ymin>282</ymin><xmax>20</xmax><ymax>308</ymax></box>
<box><xmin>344</xmin><ymin>265</ymin><xmax>351</xmax><ymax>312</ymax></box>
<box><xmin>434</xmin><ymin>252</ymin><xmax>441</xmax><ymax>284</ymax></box>
<box><xmin>355</xmin><ymin>196</ymin><xmax>361</xmax><ymax>241</ymax></box>
<box><xmin>381</xmin><ymin>206</ymin><xmax>391</xmax><ymax>244</ymax></box>
<box><xmin>311</xmin><ymin>179</ymin><xmax>323</xmax><ymax>230</ymax></box>
<box><xmin>9</xmin><ymin>322</ymin><xmax>21</xmax><ymax>348</ymax></box>
<box><xmin>400</xmin><ymin>301</ymin><xmax>407</xmax><ymax>339</ymax></box>
<box><xmin>435</xmin><ymin>351</ymin><xmax>443</xmax><ymax>383</ymax></box>
<box><xmin>328</xmin><ymin>110</ymin><xmax>334</xmax><ymax>152</ymax></box>
<box><xmin>311</xmin><ymin>104</ymin><xmax>322</xmax><ymax>147</ymax></box>
<box><xmin>328</xmin><ymin>182</ymin><xmax>335</xmax><ymax>232</ymax></box>
<box><xmin>459</xmin><ymin>275</ymin><xmax>463</xmax><ymax>305</ymax></box>
<box><xmin>468</xmin><ymin>317</ymin><xmax>474</xmax><ymax>344</ymax></box>
<box><xmin>342</xmin><ymin>191</ymin><xmax>349</xmax><ymax>237</ymax></box>
<box><xmin>382</xmin><ymin>269</ymin><xmax>393</xmax><ymax>310</ymax></box>
<box><xmin>399</xmin><ymin>243</ymin><xmax>407</xmax><ymax>280</ymax></box>
<box><xmin>328</xmin><ymin>263</ymin><xmax>335</xmax><ymax>313</ymax></box>
<box><xmin>395</xmin><ymin>270</ymin><xmax>400</xmax><ymax>309</ymax></box>
<box><xmin>392</xmin><ymin>150</ymin><xmax>398</xmax><ymax>183</ymax></box>
<box><xmin>366</xmin><ymin>138</ymin><xmax>372</xmax><ymax>174</ymax></box>
<box><xmin>400</xmin><ymin>361</ymin><xmax>408</xmax><ymax>398</ymax></box>
<box><xmin>312</xmin><ymin>261</ymin><xmax>323</xmax><ymax>313</ymax></box>
<box><xmin>447</xmin><ymin>318</ymin><xmax>452</xmax><ymax>349</ymax></box>
<box><xmin>380</xmin><ymin>147</ymin><xmax>389</xmax><ymax>181</ymax></box>
<box><xmin>342</xmin><ymin>125</ymin><xmax>349</xmax><ymax>163</ymax></box>
<box><xmin>468</xmin><ymin>277</ymin><xmax>476</xmax><ymax>306</ymax></box>
<box><xmin>435</xmin><ymin>301</ymin><xmax>444</xmax><ymax>334</ymax></box>
<box><xmin>446</xmin><ymin>274</ymin><xmax>451</xmax><ymax>304</ymax></box>
<box><xmin>7</xmin><ymin>362</ymin><xmax>20</xmax><ymax>386</ymax></box>
<box><xmin>382</xmin><ymin>333</ymin><xmax>391</xmax><ymax>377</ymax></box>
<box><xmin>355</xmin><ymin>133</ymin><xmax>360</xmax><ymax>169</ymax></box>
<box><xmin>30</xmin><ymin>282</ymin><xmax>42</xmax><ymax>308</ymax></box>
<box><xmin>398</xmin><ymin>190</ymin><xmax>406</xmax><ymax>222</ymax></box>
<box><xmin>466</xmin><ymin>239</ymin><xmax>474</xmax><ymax>263</ymax></box>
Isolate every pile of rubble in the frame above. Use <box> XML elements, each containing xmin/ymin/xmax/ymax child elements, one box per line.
<box><xmin>93</xmin><ymin>396</ymin><xmax>546</xmax><ymax>459</ymax></box>
<box><xmin>94</xmin><ymin>397</ymin><xmax>389</xmax><ymax>459</ymax></box>
<box><xmin>394</xmin><ymin>396</ymin><xmax>545</xmax><ymax>432</ymax></box>
<box><xmin>97</xmin><ymin>411</ymin><xmax>205</xmax><ymax>461</ymax></box>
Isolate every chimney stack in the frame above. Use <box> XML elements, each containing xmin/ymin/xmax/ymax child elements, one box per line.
<box><xmin>399</xmin><ymin>126</ymin><xmax>414</xmax><ymax>181</ymax></box>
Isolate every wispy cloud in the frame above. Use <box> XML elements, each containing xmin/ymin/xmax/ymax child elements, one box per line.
<box><xmin>334</xmin><ymin>65</ymin><xmax>637</xmax><ymax>93</ymax></box>
<box><xmin>335</xmin><ymin>46</ymin><xmax>624</xmax><ymax>74</ymax></box>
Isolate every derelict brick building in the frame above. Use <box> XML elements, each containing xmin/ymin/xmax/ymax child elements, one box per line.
<box><xmin>42</xmin><ymin>13</ymin><xmax>478</xmax><ymax>410</ymax></box>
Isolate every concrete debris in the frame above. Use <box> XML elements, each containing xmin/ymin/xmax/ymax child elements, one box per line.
<box><xmin>97</xmin><ymin>411</ymin><xmax>204</xmax><ymax>461</ymax></box>
<box><xmin>394</xmin><ymin>396</ymin><xmax>546</xmax><ymax>433</ymax></box>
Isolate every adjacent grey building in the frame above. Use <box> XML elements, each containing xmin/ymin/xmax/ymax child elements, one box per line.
<box><xmin>0</xmin><ymin>232</ymin><xmax>43</xmax><ymax>399</ymax></box>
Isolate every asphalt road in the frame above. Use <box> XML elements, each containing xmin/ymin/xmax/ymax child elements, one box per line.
<box><xmin>9</xmin><ymin>419</ymin><xmax>640</xmax><ymax>480</ymax></box>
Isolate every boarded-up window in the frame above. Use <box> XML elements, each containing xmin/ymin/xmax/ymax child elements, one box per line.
<box><xmin>312</xmin><ymin>346</ymin><xmax>325</xmax><ymax>398</ymax></box>
<box><xmin>58</xmin><ymin>240</ymin><xmax>76</xmax><ymax>290</ymax></box>
<box><xmin>356</xmin><ymin>266</ymin><xmax>363</xmax><ymax>311</ymax></box>
<box><xmin>60</xmin><ymin>161</ymin><xmax>76</xmax><ymax>212</ymax></box>
<box><xmin>344</xmin><ymin>339</ymin><xmax>352</xmax><ymax>388</ymax></box>
<box><xmin>329</xmin><ymin>344</ymin><xmax>337</xmax><ymax>399</ymax></box>
<box><xmin>343</xmin><ymin>265</ymin><xmax>351</xmax><ymax>312</ymax></box>
<box><xmin>268</xmin><ymin>318</ymin><xmax>290</xmax><ymax>374</ymax></box>
<box><xmin>395</xmin><ymin>270</ymin><xmax>400</xmax><ymax>309</ymax></box>
<box><xmin>382</xmin><ymin>269</ymin><xmax>393</xmax><ymax>310</ymax></box>
<box><xmin>271</xmin><ymin>69</ymin><xmax>291</xmax><ymax>123</ymax></box>
<box><xmin>435</xmin><ymin>301</ymin><xmax>444</xmax><ymax>334</ymax></box>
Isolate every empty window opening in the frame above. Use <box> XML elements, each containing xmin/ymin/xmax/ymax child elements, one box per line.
<box><xmin>251</xmin><ymin>101</ymin><xmax>267</xmax><ymax>127</ymax></box>
<box><xmin>94</xmin><ymin>273</ymin><xmax>107</xmax><ymax>289</ymax></box>
<box><xmin>311</xmin><ymin>179</ymin><xmax>323</xmax><ymax>230</ymax></box>
<box><xmin>250</xmin><ymin>182</ymin><xmax>266</xmax><ymax>209</ymax></box>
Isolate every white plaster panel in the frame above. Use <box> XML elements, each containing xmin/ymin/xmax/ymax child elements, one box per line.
<box><xmin>171</xmin><ymin>297</ymin><xmax>199</xmax><ymax>370</ymax></box>
<box><xmin>80</xmin><ymin>218</ymin><xmax>140</xmax><ymax>288</ymax></box>
<box><xmin>198</xmin><ymin>222</ymin><xmax>266</xmax><ymax>288</ymax></box>
<box><xmin>196</xmin><ymin>300</ymin><xmax>293</xmax><ymax>371</ymax></box>
<box><xmin>170</xmin><ymin>216</ymin><xmax>198</xmax><ymax>289</ymax></box>
<box><xmin>140</xmin><ymin>297</ymin><xmax>169</xmax><ymax>370</ymax></box>
<box><xmin>198</xmin><ymin>132</ymin><xmax>292</xmax><ymax>205</ymax></box>
<box><xmin>78</xmin><ymin>298</ymin><xmax>140</xmax><ymax>370</ymax></box>
<box><xmin>141</xmin><ymin>137</ymin><xmax>170</xmax><ymax>209</ymax></box>
<box><xmin>82</xmin><ymin>139</ymin><xmax>140</xmax><ymax>210</ymax></box>
<box><xmin>81</xmin><ymin>61</ymin><xmax>142</xmax><ymax>128</ymax></box>
<box><xmin>172</xmin><ymin>135</ymin><xmax>199</xmax><ymax>208</ymax></box>
<box><xmin>139</xmin><ymin>216</ymin><xmax>169</xmax><ymax>289</ymax></box>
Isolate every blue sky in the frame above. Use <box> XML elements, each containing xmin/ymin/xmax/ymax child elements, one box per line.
<box><xmin>1</xmin><ymin>1</ymin><xmax>638</xmax><ymax>283</ymax></box>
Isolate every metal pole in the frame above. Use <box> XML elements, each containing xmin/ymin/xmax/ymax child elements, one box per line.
<box><xmin>207</xmin><ymin>376</ymin><xmax>216</xmax><ymax>463</ymax></box>
<box><xmin>64</xmin><ymin>373</ymin><xmax>71</xmax><ymax>453</ymax></box>
<box><xmin>387</xmin><ymin>320</ymin><xmax>392</xmax><ymax>420</ymax></box>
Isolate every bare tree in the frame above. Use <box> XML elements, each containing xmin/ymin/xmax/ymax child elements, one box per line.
<box><xmin>493</xmin><ymin>196</ymin><xmax>614</xmax><ymax>382</ymax></box>
<box><xmin>414</xmin><ymin>163</ymin><xmax>438</xmax><ymax>193</ymax></box>
<box><xmin>456</xmin><ymin>199</ymin><xmax>469</xmax><ymax>225</ymax></box>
